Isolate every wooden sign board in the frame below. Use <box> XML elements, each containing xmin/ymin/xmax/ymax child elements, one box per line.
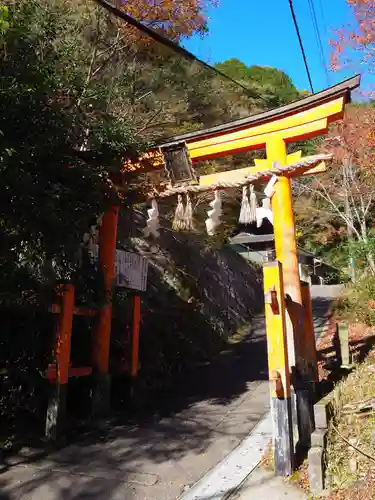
<box><xmin>161</xmin><ymin>142</ymin><xmax>197</xmax><ymax>186</ymax></box>
<box><xmin>91</xmin><ymin>246</ymin><xmax>148</xmax><ymax>291</ymax></box>
<box><xmin>115</xmin><ymin>250</ymin><xmax>148</xmax><ymax>291</ymax></box>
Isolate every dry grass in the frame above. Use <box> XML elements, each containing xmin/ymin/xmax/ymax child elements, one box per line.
<box><xmin>260</xmin><ymin>440</ymin><xmax>273</xmax><ymax>470</ymax></box>
<box><xmin>261</xmin><ymin>318</ymin><xmax>375</xmax><ymax>498</ymax></box>
<box><xmin>314</xmin><ymin>321</ymin><xmax>375</xmax><ymax>500</ymax></box>
<box><xmin>324</xmin><ymin>347</ymin><xmax>375</xmax><ymax>499</ymax></box>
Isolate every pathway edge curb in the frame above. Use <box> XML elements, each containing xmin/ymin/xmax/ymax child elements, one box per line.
<box><xmin>179</xmin><ymin>411</ymin><xmax>272</xmax><ymax>500</ymax></box>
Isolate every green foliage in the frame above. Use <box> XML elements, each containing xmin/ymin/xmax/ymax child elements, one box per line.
<box><xmin>215</xmin><ymin>58</ymin><xmax>301</xmax><ymax>107</ymax></box>
<box><xmin>0</xmin><ymin>5</ymin><xmax>9</xmax><ymax>39</ymax></box>
<box><xmin>348</xmin><ymin>231</ymin><xmax>375</xmax><ymax>265</ymax></box>
<box><xmin>288</xmin><ymin>136</ymin><xmax>324</xmax><ymax>156</ymax></box>
<box><xmin>334</xmin><ymin>276</ymin><xmax>375</xmax><ymax>325</ymax></box>
<box><xmin>0</xmin><ymin>0</ymin><xmax>147</xmax><ymax>287</ymax></box>
<box><xmin>325</xmin><ymin>231</ymin><xmax>375</xmax><ymax>281</ymax></box>
<box><xmin>0</xmin><ymin>0</ymin><xmax>147</xmax><ymax>430</ymax></box>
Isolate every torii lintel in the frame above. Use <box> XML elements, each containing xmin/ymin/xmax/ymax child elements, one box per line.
<box><xmin>122</xmin><ymin>75</ymin><xmax>360</xmax><ymax>173</ymax></box>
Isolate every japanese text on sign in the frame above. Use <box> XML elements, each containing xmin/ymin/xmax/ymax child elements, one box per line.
<box><xmin>91</xmin><ymin>246</ymin><xmax>148</xmax><ymax>291</ymax></box>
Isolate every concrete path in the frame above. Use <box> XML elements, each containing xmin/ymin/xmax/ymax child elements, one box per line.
<box><xmin>231</xmin><ymin>466</ymin><xmax>307</xmax><ymax>499</ymax></box>
<box><xmin>0</xmin><ymin>320</ymin><xmax>270</xmax><ymax>500</ymax></box>
<box><xmin>0</xmin><ymin>285</ymin><xmax>339</xmax><ymax>500</ymax></box>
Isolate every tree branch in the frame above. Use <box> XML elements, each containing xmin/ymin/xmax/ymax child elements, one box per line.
<box><xmin>296</xmin><ymin>179</ymin><xmax>361</xmax><ymax>239</ymax></box>
<box><xmin>135</xmin><ymin>106</ymin><xmax>164</xmax><ymax>135</ymax></box>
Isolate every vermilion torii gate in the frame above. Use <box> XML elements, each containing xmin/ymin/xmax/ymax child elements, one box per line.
<box><xmin>89</xmin><ymin>75</ymin><xmax>360</xmax><ymax>472</ymax></box>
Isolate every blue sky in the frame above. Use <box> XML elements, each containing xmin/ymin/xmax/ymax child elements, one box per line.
<box><xmin>183</xmin><ymin>0</ymin><xmax>358</xmax><ymax>92</ymax></box>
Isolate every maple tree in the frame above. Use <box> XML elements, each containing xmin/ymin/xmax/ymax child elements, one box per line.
<box><xmin>330</xmin><ymin>0</ymin><xmax>375</xmax><ymax>73</ymax></box>
<box><xmin>113</xmin><ymin>0</ymin><xmax>216</xmax><ymax>45</ymax></box>
<box><xmin>294</xmin><ymin>104</ymin><xmax>375</xmax><ymax>277</ymax></box>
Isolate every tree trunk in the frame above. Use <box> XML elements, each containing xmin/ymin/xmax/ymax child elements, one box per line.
<box><xmin>366</xmin><ymin>252</ymin><xmax>375</xmax><ymax>276</ymax></box>
<box><xmin>343</xmin><ymin>159</ymin><xmax>356</xmax><ymax>282</ymax></box>
<box><xmin>360</xmin><ymin>220</ymin><xmax>375</xmax><ymax>276</ymax></box>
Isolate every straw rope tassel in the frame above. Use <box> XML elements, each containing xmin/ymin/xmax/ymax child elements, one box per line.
<box><xmin>249</xmin><ymin>184</ymin><xmax>258</xmax><ymax>223</ymax></box>
<box><xmin>173</xmin><ymin>194</ymin><xmax>186</xmax><ymax>231</ymax></box>
<box><xmin>205</xmin><ymin>190</ymin><xmax>222</xmax><ymax>236</ymax></box>
<box><xmin>239</xmin><ymin>185</ymin><xmax>251</xmax><ymax>224</ymax></box>
<box><xmin>184</xmin><ymin>193</ymin><xmax>194</xmax><ymax>231</ymax></box>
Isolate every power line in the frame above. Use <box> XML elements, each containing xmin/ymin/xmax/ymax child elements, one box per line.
<box><xmin>317</xmin><ymin>0</ymin><xmax>328</xmax><ymax>37</ymax></box>
<box><xmin>287</xmin><ymin>0</ymin><xmax>314</xmax><ymax>93</ymax></box>
<box><xmin>308</xmin><ymin>0</ymin><xmax>329</xmax><ymax>86</ymax></box>
<box><xmin>316</xmin><ymin>0</ymin><xmax>331</xmax><ymax>73</ymax></box>
<box><xmin>93</xmin><ymin>0</ymin><xmax>266</xmax><ymax>102</ymax></box>
<box><xmin>308</xmin><ymin>0</ymin><xmax>330</xmax><ymax>87</ymax></box>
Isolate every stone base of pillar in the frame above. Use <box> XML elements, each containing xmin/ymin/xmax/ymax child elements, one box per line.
<box><xmin>45</xmin><ymin>383</ymin><xmax>67</xmax><ymax>441</ymax></box>
<box><xmin>91</xmin><ymin>373</ymin><xmax>111</xmax><ymax>419</ymax></box>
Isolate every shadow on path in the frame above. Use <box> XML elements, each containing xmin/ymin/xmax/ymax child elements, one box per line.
<box><xmin>0</xmin><ymin>320</ymin><xmax>269</xmax><ymax>500</ymax></box>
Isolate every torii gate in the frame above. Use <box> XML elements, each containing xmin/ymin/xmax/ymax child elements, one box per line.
<box><xmin>94</xmin><ymin>75</ymin><xmax>360</xmax><ymax>472</ymax></box>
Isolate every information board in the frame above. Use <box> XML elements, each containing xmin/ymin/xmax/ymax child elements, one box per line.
<box><xmin>90</xmin><ymin>246</ymin><xmax>148</xmax><ymax>291</ymax></box>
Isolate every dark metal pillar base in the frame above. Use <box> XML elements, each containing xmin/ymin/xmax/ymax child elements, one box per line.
<box><xmin>45</xmin><ymin>383</ymin><xmax>67</xmax><ymax>441</ymax></box>
<box><xmin>271</xmin><ymin>397</ymin><xmax>294</xmax><ymax>476</ymax></box>
<box><xmin>296</xmin><ymin>387</ymin><xmax>314</xmax><ymax>449</ymax></box>
<box><xmin>91</xmin><ymin>373</ymin><xmax>111</xmax><ymax>419</ymax></box>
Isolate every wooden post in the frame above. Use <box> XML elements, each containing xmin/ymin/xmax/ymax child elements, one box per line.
<box><xmin>263</xmin><ymin>261</ymin><xmax>294</xmax><ymax>476</ymax></box>
<box><xmin>299</xmin><ymin>281</ymin><xmax>318</xmax><ymax>446</ymax></box>
<box><xmin>131</xmin><ymin>295</ymin><xmax>141</xmax><ymax>378</ymax></box>
<box><xmin>266</xmin><ymin>138</ymin><xmax>310</xmax><ymax>449</ymax></box>
<box><xmin>338</xmin><ymin>322</ymin><xmax>351</xmax><ymax>367</ymax></box>
<box><xmin>45</xmin><ymin>284</ymin><xmax>75</xmax><ymax>440</ymax></box>
<box><xmin>92</xmin><ymin>205</ymin><xmax>119</xmax><ymax>417</ymax></box>
<box><xmin>300</xmin><ymin>281</ymin><xmax>318</xmax><ymax>386</ymax></box>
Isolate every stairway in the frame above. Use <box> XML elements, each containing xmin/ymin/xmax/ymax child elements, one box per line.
<box><xmin>310</xmin><ymin>284</ymin><xmax>342</xmax><ymax>340</ymax></box>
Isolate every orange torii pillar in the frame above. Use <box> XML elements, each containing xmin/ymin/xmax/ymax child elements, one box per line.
<box><xmin>266</xmin><ymin>138</ymin><xmax>313</xmax><ymax>448</ymax></box>
<box><xmin>92</xmin><ymin>205</ymin><xmax>119</xmax><ymax>417</ymax></box>
<box><xmin>45</xmin><ymin>284</ymin><xmax>75</xmax><ymax>440</ymax></box>
<box><xmin>266</xmin><ymin>139</ymin><xmax>302</xmax><ymax>366</ymax></box>
<box><xmin>264</xmin><ymin>261</ymin><xmax>294</xmax><ymax>475</ymax></box>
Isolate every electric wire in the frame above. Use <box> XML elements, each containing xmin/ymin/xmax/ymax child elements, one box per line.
<box><xmin>317</xmin><ymin>0</ymin><xmax>332</xmax><ymax>73</ymax></box>
<box><xmin>308</xmin><ymin>0</ymin><xmax>330</xmax><ymax>87</ymax></box>
<box><xmin>317</xmin><ymin>0</ymin><xmax>329</xmax><ymax>38</ymax></box>
<box><xmin>93</xmin><ymin>0</ymin><xmax>267</xmax><ymax>102</ymax></box>
<box><xmin>287</xmin><ymin>0</ymin><xmax>315</xmax><ymax>93</ymax></box>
